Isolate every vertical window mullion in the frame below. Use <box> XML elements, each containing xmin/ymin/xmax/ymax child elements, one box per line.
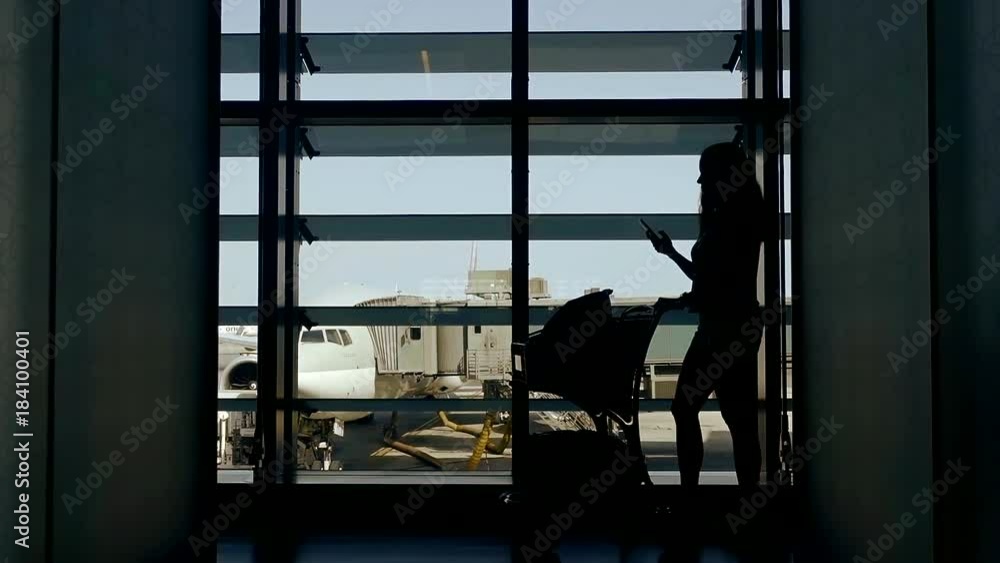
<box><xmin>279</xmin><ymin>0</ymin><xmax>301</xmax><ymax>486</ymax></box>
<box><xmin>257</xmin><ymin>0</ymin><xmax>291</xmax><ymax>485</ymax></box>
<box><xmin>760</xmin><ymin>0</ymin><xmax>784</xmax><ymax>484</ymax></box>
<box><xmin>511</xmin><ymin>0</ymin><xmax>530</xmax><ymax>542</ymax></box>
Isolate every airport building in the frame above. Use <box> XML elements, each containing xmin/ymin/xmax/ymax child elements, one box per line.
<box><xmin>2</xmin><ymin>1</ymin><xmax>996</xmax><ymax>562</ymax></box>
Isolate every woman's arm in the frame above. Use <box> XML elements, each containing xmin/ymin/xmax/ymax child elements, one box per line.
<box><xmin>648</xmin><ymin>230</ymin><xmax>697</xmax><ymax>281</ymax></box>
<box><xmin>667</xmin><ymin>247</ymin><xmax>697</xmax><ymax>281</ymax></box>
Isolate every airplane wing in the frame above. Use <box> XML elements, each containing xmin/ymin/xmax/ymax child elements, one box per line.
<box><xmin>219</xmin><ymin>334</ymin><xmax>257</xmax><ymax>352</ymax></box>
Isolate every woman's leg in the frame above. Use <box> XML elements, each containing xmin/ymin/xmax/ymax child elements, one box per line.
<box><xmin>716</xmin><ymin>340</ymin><xmax>762</xmax><ymax>492</ymax></box>
<box><xmin>671</xmin><ymin>328</ymin><xmax>717</xmax><ymax>491</ymax></box>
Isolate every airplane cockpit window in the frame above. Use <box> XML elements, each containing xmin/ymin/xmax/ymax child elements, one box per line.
<box><xmin>301</xmin><ymin>329</ymin><xmax>325</xmax><ymax>344</ymax></box>
<box><xmin>324</xmin><ymin>329</ymin><xmax>343</xmax><ymax>345</ymax></box>
<box><xmin>338</xmin><ymin>330</ymin><xmax>352</xmax><ymax>346</ymax></box>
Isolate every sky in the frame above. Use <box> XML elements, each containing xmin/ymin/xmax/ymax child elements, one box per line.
<box><xmin>218</xmin><ymin>0</ymin><xmax>792</xmax><ymax>307</ymax></box>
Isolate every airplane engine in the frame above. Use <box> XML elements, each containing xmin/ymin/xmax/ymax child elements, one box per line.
<box><xmin>221</xmin><ymin>356</ymin><xmax>258</xmax><ymax>391</ymax></box>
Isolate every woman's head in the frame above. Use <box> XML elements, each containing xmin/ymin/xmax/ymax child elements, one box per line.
<box><xmin>696</xmin><ymin>142</ymin><xmax>764</xmax><ymax>235</ymax></box>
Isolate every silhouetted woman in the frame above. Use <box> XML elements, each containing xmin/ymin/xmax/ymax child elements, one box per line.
<box><xmin>648</xmin><ymin>142</ymin><xmax>765</xmax><ymax>497</ymax></box>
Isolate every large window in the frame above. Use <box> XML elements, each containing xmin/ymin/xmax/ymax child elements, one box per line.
<box><xmin>217</xmin><ymin>0</ymin><xmax>791</xmax><ymax>488</ymax></box>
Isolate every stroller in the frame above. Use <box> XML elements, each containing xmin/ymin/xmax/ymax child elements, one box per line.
<box><xmin>511</xmin><ymin>289</ymin><xmax>681</xmax><ymax>556</ymax></box>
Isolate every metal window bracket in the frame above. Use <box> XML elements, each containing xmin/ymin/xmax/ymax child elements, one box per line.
<box><xmin>298</xmin><ymin>128</ymin><xmax>320</xmax><ymax>159</ymax></box>
<box><xmin>722</xmin><ymin>32</ymin><xmax>743</xmax><ymax>73</ymax></box>
<box><xmin>732</xmin><ymin>124</ymin><xmax>744</xmax><ymax>147</ymax></box>
<box><xmin>298</xmin><ymin>36</ymin><xmax>321</xmax><ymax>75</ymax></box>
<box><xmin>297</xmin><ymin>309</ymin><xmax>317</xmax><ymax>331</ymax></box>
<box><xmin>297</xmin><ymin>217</ymin><xmax>318</xmax><ymax>245</ymax></box>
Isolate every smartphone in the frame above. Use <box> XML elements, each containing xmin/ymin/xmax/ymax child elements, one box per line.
<box><xmin>639</xmin><ymin>218</ymin><xmax>657</xmax><ymax>239</ymax></box>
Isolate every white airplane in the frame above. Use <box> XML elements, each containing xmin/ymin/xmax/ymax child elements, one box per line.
<box><xmin>218</xmin><ymin>324</ymin><xmax>467</xmax><ymax>422</ymax></box>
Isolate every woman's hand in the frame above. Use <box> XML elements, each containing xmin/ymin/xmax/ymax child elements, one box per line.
<box><xmin>647</xmin><ymin>229</ymin><xmax>675</xmax><ymax>256</ymax></box>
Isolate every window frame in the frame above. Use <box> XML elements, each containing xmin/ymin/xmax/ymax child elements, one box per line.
<box><xmin>219</xmin><ymin>0</ymin><xmax>791</xmax><ymax>488</ymax></box>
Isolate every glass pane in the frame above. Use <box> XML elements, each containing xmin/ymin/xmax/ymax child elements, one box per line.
<box><xmin>217</xmin><ymin>410</ymin><xmax>257</xmax><ymax>473</ymax></box>
<box><xmin>530</xmin><ymin>240</ymin><xmax>790</xmax><ymax>298</ymax></box>
<box><xmin>530</xmin><ymin>240</ymin><xmax>696</xmax><ymax>300</ymax></box>
<box><xmin>295</xmin><ymin>410</ymin><xmax>512</xmax><ymax>472</ymax></box>
<box><xmin>529</xmin><ymin>122</ymin><xmax>741</xmax><ymax>158</ymax></box>
<box><xmin>530</xmin><ymin>0</ymin><xmax>743</xmax><ymax>32</ymax></box>
<box><xmin>220</xmin><ymin>156</ymin><xmax>259</xmax><ymax>214</ymax></box>
<box><xmin>530</xmin><ymin>155</ymin><xmax>702</xmax><ymax>214</ymax></box>
<box><xmin>301</xmin><ymin>73</ymin><xmax>511</xmax><ymax>102</ymax></box>
<box><xmin>221</xmin><ymin>0</ymin><xmax>259</xmax><ymax>100</ymax></box>
<box><xmin>303</xmin><ymin>0</ymin><xmax>512</xmax><ymax>32</ymax></box>
<box><xmin>530</xmin><ymin>410</ymin><xmax>736</xmax><ymax>478</ymax></box>
<box><xmin>299</xmin><ymin>241</ymin><xmax>512</xmax><ymax>304</ymax></box>
<box><xmin>302</xmin><ymin>329</ymin><xmax>325</xmax><ymax>343</ymax></box>
<box><xmin>301</xmin><ymin>155</ymin><xmax>510</xmax><ymax>215</ymax></box>
<box><xmin>300</xmin><ymin>1</ymin><xmax>512</xmax><ymax>100</ymax></box>
<box><xmin>529</xmin><ymin>0</ymin><xmax>746</xmax><ymax>98</ymax></box>
<box><xmin>298</xmin><ymin>241</ymin><xmax>514</xmax><ymax>400</ymax></box>
<box><xmin>218</xmin><ymin>121</ymin><xmax>257</xmax><ymax>439</ymax></box>
<box><xmin>221</xmin><ymin>0</ymin><xmax>259</xmax><ymax>33</ymax></box>
<box><xmin>530</xmin><ymin>72</ymin><xmax>743</xmax><ymax>100</ymax></box>
<box><xmin>219</xmin><ymin>324</ymin><xmax>258</xmax><ymax>387</ymax></box>
<box><xmin>300</xmin><ymin>124</ymin><xmax>511</xmax><ymax>158</ymax></box>
<box><xmin>324</xmin><ymin>329</ymin><xmax>343</xmax><ymax>345</ymax></box>
<box><xmin>220</xmin><ymin>242</ymin><xmax>257</xmax><ymax>306</ymax></box>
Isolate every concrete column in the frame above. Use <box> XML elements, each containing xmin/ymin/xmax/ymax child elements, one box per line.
<box><xmin>49</xmin><ymin>2</ymin><xmax>217</xmax><ymax>562</ymax></box>
<box><xmin>0</xmin><ymin>1</ymin><xmax>55</xmax><ymax>561</ymax></box>
<box><xmin>796</xmin><ymin>2</ymin><xmax>933</xmax><ymax>562</ymax></box>
<box><xmin>932</xmin><ymin>1</ymin><xmax>1000</xmax><ymax>562</ymax></box>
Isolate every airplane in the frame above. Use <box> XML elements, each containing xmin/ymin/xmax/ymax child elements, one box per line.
<box><xmin>218</xmin><ymin>324</ymin><xmax>467</xmax><ymax>422</ymax></box>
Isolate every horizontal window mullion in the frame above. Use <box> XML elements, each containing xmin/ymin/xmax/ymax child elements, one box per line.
<box><xmin>220</xmin><ymin>214</ymin><xmax>793</xmax><ymax>242</ymax></box>
<box><xmin>222</xmin><ymin>99</ymin><xmax>789</xmax><ymax>125</ymax></box>
<box><xmin>217</xmin><ymin>398</ymin><xmax>257</xmax><ymax>411</ymax></box>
